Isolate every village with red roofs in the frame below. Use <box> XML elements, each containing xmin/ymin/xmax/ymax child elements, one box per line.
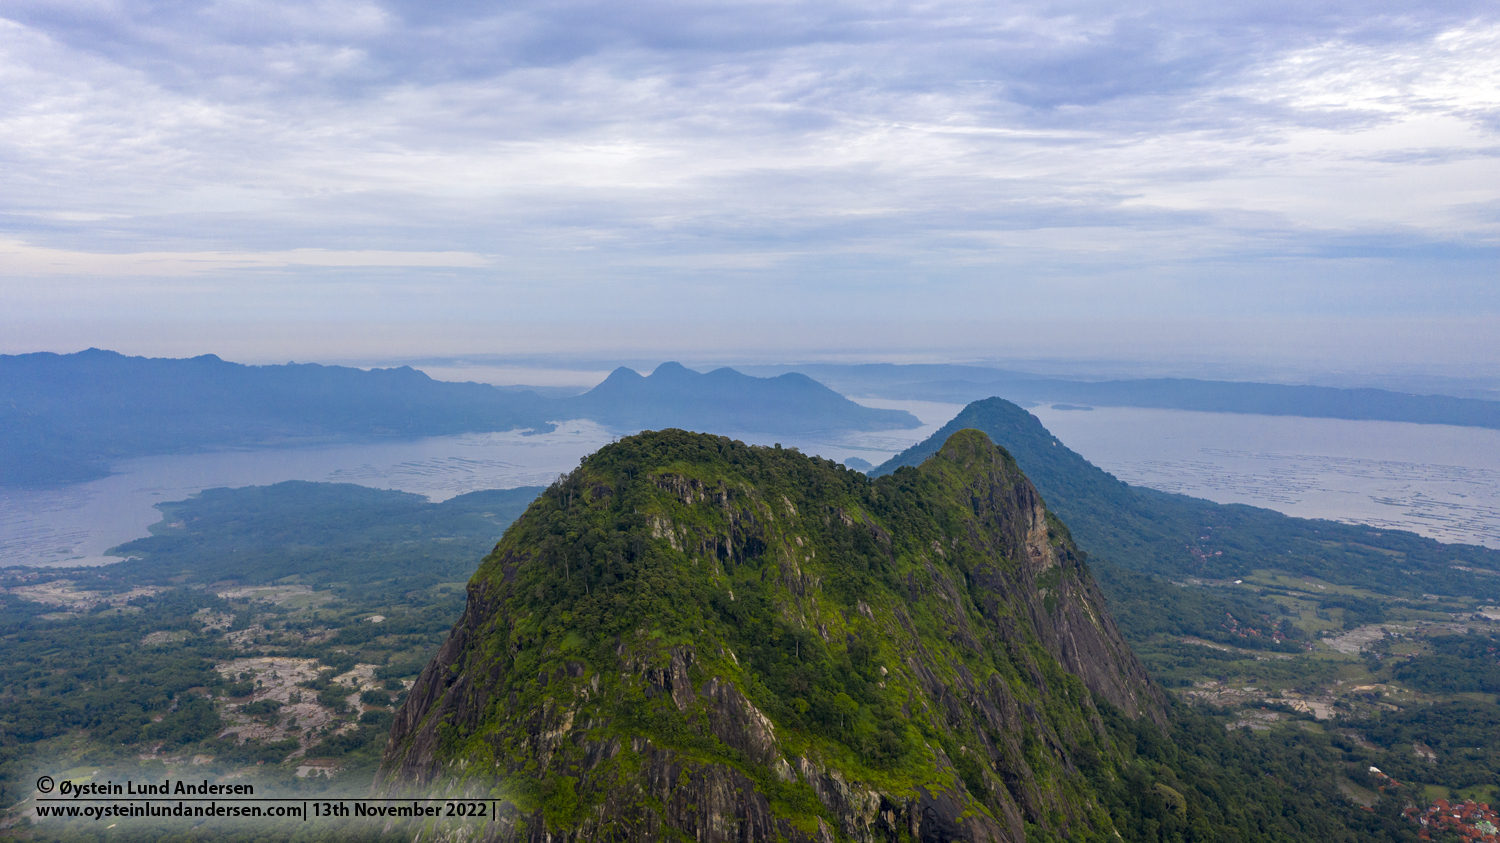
<box><xmin>1407</xmin><ymin>797</ymin><xmax>1500</xmax><ymax>842</ymax></box>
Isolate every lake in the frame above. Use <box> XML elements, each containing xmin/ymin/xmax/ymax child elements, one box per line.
<box><xmin>0</xmin><ymin>402</ymin><xmax>956</xmax><ymax>568</ymax></box>
<box><xmin>1030</xmin><ymin>405</ymin><xmax>1500</xmax><ymax>549</ymax></box>
<box><xmin>3</xmin><ymin>400</ymin><xmax>1497</xmax><ymax>568</ymax></box>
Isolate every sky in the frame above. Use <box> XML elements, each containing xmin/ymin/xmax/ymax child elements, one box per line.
<box><xmin>1</xmin><ymin>0</ymin><xmax>1497</xmax><ymax>376</ymax></box>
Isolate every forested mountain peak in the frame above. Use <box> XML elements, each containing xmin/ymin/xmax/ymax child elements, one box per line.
<box><xmin>874</xmin><ymin>398</ymin><xmax>1500</xmax><ymax>599</ymax></box>
<box><xmin>379</xmin><ymin>428</ymin><xmax>1160</xmax><ymax>842</ymax></box>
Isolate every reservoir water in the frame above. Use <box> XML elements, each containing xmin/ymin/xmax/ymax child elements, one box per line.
<box><xmin>1030</xmin><ymin>405</ymin><xmax>1500</xmax><ymax>549</ymax></box>
<box><xmin>3</xmin><ymin>400</ymin><xmax>1497</xmax><ymax>568</ymax></box>
<box><xmin>0</xmin><ymin>402</ymin><xmax>955</xmax><ymax>569</ymax></box>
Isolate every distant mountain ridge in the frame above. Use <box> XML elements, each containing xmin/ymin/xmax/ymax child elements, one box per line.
<box><xmin>0</xmin><ymin>349</ymin><xmax>549</xmax><ymax>486</ymax></box>
<box><xmin>0</xmin><ymin>350</ymin><xmax>918</xmax><ymax>487</ymax></box>
<box><xmin>756</xmin><ymin>363</ymin><xmax>1500</xmax><ymax>430</ymax></box>
<box><xmin>558</xmin><ymin>362</ymin><xmax>915</xmax><ymax>433</ymax></box>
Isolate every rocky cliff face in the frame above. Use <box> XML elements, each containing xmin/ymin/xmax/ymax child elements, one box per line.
<box><xmin>378</xmin><ymin>429</ymin><xmax>1163</xmax><ymax>842</ymax></box>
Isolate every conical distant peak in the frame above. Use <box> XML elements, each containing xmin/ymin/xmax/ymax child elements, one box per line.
<box><xmin>602</xmin><ymin>366</ymin><xmax>645</xmax><ymax>382</ymax></box>
<box><xmin>648</xmin><ymin>361</ymin><xmax>695</xmax><ymax>378</ymax></box>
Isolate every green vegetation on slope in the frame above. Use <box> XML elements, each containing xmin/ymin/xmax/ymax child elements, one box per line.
<box><xmin>111</xmin><ymin>481</ymin><xmax>541</xmax><ymax>602</ymax></box>
<box><xmin>873</xmin><ymin>398</ymin><xmax>1500</xmax><ymax>600</ymax></box>
<box><xmin>4</xmin><ymin>438</ymin><xmax>1440</xmax><ymax>841</ymax></box>
<box><xmin>383</xmin><ymin>429</ymin><xmax>1414</xmax><ymax>842</ymax></box>
<box><xmin>874</xmin><ymin>398</ymin><xmax>1500</xmax><ymax>827</ymax></box>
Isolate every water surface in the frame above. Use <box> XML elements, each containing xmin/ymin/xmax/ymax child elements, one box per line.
<box><xmin>0</xmin><ymin>406</ymin><xmax>955</xmax><ymax>569</ymax></box>
<box><xmin>9</xmin><ymin>400</ymin><xmax>1492</xmax><ymax>568</ymax></box>
<box><xmin>1031</xmin><ymin>405</ymin><xmax>1500</xmax><ymax>549</ymax></box>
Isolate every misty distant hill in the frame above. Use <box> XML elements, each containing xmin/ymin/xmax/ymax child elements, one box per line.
<box><xmin>0</xmin><ymin>351</ymin><xmax>918</xmax><ymax>487</ymax></box>
<box><xmin>874</xmin><ymin>397</ymin><xmax>1500</xmax><ymax>599</ymax></box>
<box><xmin>0</xmin><ymin>349</ymin><xmax>551</xmax><ymax>486</ymax></box>
<box><xmin>755</xmin><ymin>363</ymin><xmax>1500</xmax><ymax>430</ymax></box>
<box><xmin>557</xmin><ymin>362</ymin><xmax>918</xmax><ymax>433</ymax></box>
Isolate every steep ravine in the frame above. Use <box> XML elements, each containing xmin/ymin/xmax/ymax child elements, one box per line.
<box><xmin>378</xmin><ymin>429</ymin><xmax>1164</xmax><ymax>842</ymax></box>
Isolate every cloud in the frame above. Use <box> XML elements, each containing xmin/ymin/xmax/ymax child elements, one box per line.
<box><xmin>0</xmin><ymin>240</ymin><xmax>490</xmax><ymax>274</ymax></box>
<box><xmin>0</xmin><ymin>0</ymin><xmax>1496</xmax><ymax>350</ymax></box>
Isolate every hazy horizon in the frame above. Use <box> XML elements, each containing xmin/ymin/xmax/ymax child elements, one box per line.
<box><xmin>5</xmin><ymin>316</ymin><xmax>1500</xmax><ymax>399</ymax></box>
<box><xmin>3</xmin><ymin>0</ymin><xmax>1497</xmax><ymax>382</ymax></box>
